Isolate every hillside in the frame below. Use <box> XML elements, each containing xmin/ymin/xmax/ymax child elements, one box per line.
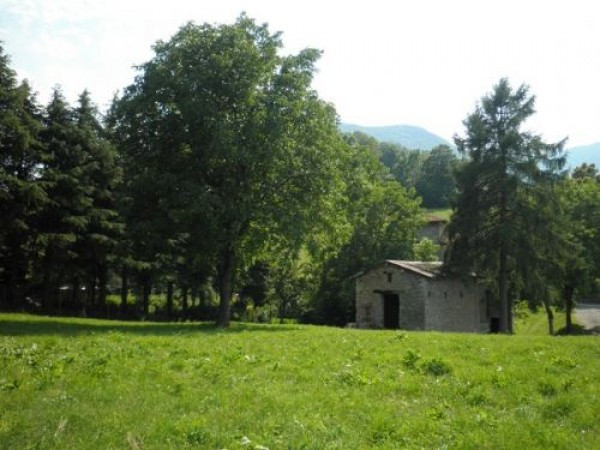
<box><xmin>1</xmin><ymin>313</ymin><xmax>598</xmax><ymax>449</ymax></box>
<box><xmin>566</xmin><ymin>142</ymin><xmax>600</xmax><ymax>168</ymax></box>
<box><xmin>340</xmin><ymin>123</ymin><xmax>600</xmax><ymax>170</ymax></box>
<box><xmin>340</xmin><ymin>123</ymin><xmax>450</xmax><ymax>150</ymax></box>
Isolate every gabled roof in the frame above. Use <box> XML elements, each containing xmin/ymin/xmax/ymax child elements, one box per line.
<box><xmin>386</xmin><ymin>260</ymin><xmax>443</xmax><ymax>278</ymax></box>
<box><xmin>353</xmin><ymin>260</ymin><xmax>444</xmax><ymax>279</ymax></box>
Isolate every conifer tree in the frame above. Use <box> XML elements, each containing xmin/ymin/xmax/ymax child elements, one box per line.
<box><xmin>73</xmin><ymin>90</ymin><xmax>122</xmax><ymax>310</ymax></box>
<box><xmin>37</xmin><ymin>88</ymin><xmax>90</xmax><ymax>310</ymax></box>
<box><xmin>446</xmin><ymin>79</ymin><xmax>566</xmax><ymax>333</ymax></box>
<box><xmin>0</xmin><ymin>45</ymin><xmax>45</xmax><ymax>308</ymax></box>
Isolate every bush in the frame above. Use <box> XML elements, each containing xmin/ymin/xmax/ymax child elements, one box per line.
<box><xmin>402</xmin><ymin>349</ymin><xmax>421</xmax><ymax>369</ymax></box>
<box><xmin>420</xmin><ymin>357</ymin><xmax>452</xmax><ymax>376</ymax></box>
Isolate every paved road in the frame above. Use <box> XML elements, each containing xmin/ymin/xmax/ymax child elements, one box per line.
<box><xmin>574</xmin><ymin>303</ymin><xmax>600</xmax><ymax>333</ymax></box>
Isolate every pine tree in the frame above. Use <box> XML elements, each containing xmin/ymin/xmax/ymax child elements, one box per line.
<box><xmin>0</xmin><ymin>45</ymin><xmax>46</xmax><ymax>308</ymax></box>
<box><xmin>37</xmin><ymin>88</ymin><xmax>90</xmax><ymax>311</ymax></box>
<box><xmin>446</xmin><ymin>79</ymin><xmax>566</xmax><ymax>333</ymax></box>
<box><xmin>73</xmin><ymin>90</ymin><xmax>122</xmax><ymax>311</ymax></box>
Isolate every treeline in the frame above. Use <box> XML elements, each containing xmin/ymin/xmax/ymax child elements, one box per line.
<box><xmin>348</xmin><ymin>132</ymin><xmax>458</xmax><ymax>208</ymax></box>
<box><xmin>3</xmin><ymin>16</ymin><xmax>599</xmax><ymax>332</ymax></box>
<box><xmin>0</xmin><ymin>17</ymin><xmax>431</xmax><ymax>326</ymax></box>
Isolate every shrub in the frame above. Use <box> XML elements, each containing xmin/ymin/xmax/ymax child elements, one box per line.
<box><xmin>402</xmin><ymin>349</ymin><xmax>421</xmax><ymax>369</ymax></box>
<box><xmin>420</xmin><ymin>357</ymin><xmax>452</xmax><ymax>376</ymax></box>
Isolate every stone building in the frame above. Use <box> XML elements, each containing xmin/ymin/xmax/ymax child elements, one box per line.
<box><xmin>418</xmin><ymin>214</ymin><xmax>448</xmax><ymax>259</ymax></box>
<box><xmin>355</xmin><ymin>260</ymin><xmax>494</xmax><ymax>332</ymax></box>
<box><xmin>418</xmin><ymin>214</ymin><xmax>447</xmax><ymax>246</ymax></box>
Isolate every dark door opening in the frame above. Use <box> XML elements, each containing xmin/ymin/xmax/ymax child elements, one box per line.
<box><xmin>383</xmin><ymin>293</ymin><xmax>400</xmax><ymax>329</ymax></box>
<box><xmin>489</xmin><ymin>317</ymin><xmax>500</xmax><ymax>333</ymax></box>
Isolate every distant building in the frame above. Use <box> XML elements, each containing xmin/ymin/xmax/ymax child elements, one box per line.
<box><xmin>355</xmin><ymin>260</ymin><xmax>497</xmax><ymax>333</ymax></box>
<box><xmin>418</xmin><ymin>214</ymin><xmax>448</xmax><ymax>259</ymax></box>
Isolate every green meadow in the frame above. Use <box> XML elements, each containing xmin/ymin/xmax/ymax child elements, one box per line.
<box><xmin>1</xmin><ymin>313</ymin><xmax>598</xmax><ymax>449</ymax></box>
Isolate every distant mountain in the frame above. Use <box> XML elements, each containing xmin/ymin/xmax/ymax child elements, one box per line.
<box><xmin>340</xmin><ymin>123</ymin><xmax>450</xmax><ymax>150</ymax></box>
<box><xmin>566</xmin><ymin>143</ymin><xmax>600</xmax><ymax>169</ymax></box>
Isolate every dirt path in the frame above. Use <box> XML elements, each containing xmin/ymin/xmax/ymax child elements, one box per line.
<box><xmin>574</xmin><ymin>303</ymin><xmax>600</xmax><ymax>334</ymax></box>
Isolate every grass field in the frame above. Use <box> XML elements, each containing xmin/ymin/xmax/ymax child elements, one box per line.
<box><xmin>1</xmin><ymin>313</ymin><xmax>598</xmax><ymax>449</ymax></box>
<box><xmin>514</xmin><ymin>304</ymin><xmax>568</xmax><ymax>335</ymax></box>
<box><xmin>424</xmin><ymin>208</ymin><xmax>452</xmax><ymax>221</ymax></box>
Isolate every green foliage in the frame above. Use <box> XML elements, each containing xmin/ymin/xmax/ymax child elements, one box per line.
<box><xmin>310</xmin><ymin>138</ymin><xmax>423</xmax><ymax>325</ymax></box>
<box><xmin>415</xmin><ymin>144</ymin><xmax>458</xmax><ymax>207</ymax></box>
<box><xmin>572</xmin><ymin>163</ymin><xmax>599</xmax><ymax>182</ymax></box>
<box><xmin>420</xmin><ymin>357</ymin><xmax>453</xmax><ymax>376</ymax></box>
<box><xmin>111</xmin><ymin>15</ymin><xmax>349</xmax><ymax>326</ymax></box>
<box><xmin>1</xmin><ymin>18</ymin><xmax>429</xmax><ymax>325</ymax></box>
<box><xmin>0</xmin><ymin>45</ymin><xmax>46</xmax><ymax>307</ymax></box>
<box><xmin>447</xmin><ymin>78</ymin><xmax>567</xmax><ymax>333</ymax></box>
<box><xmin>1</xmin><ymin>313</ymin><xmax>599</xmax><ymax>448</ymax></box>
<box><xmin>554</xmin><ymin>173</ymin><xmax>600</xmax><ymax>331</ymax></box>
<box><xmin>402</xmin><ymin>348</ymin><xmax>421</xmax><ymax>369</ymax></box>
<box><xmin>513</xmin><ymin>304</ymin><xmax>569</xmax><ymax>335</ymax></box>
<box><xmin>344</xmin><ymin>132</ymin><xmax>457</xmax><ymax>208</ymax></box>
<box><xmin>413</xmin><ymin>237</ymin><xmax>439</xmax><ymax>261</ymax></box>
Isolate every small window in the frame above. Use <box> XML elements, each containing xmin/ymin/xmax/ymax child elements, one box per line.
<box><xmin>444</xmin><ymin>291</ymin><xmax>447</xmax><ymax>298</ymax></box>
<box><xmin>387</xmin><ymin>273</ymin><xmax>392</xmax><ymax>283</ymax></box>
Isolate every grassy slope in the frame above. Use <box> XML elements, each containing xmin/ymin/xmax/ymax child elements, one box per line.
<box><xmin>424</xmin><ymin>208</ymin><xmax>452</xmax><ymax>221</ymax></box>
<box><xmin>1</xmin><ymin>314</ymin><xmax>598</xmax><ymax>449</ymax></box>
<box><xmin>515</xmin><ymin>306</ymin><xmax>568</xmax><ymax>336</ymax></box>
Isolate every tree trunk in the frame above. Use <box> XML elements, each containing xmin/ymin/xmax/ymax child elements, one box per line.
<box><xmin>166</xmin><ymin>281</ymin><xmax>174</xmax><ymax>319</ymax></box>
<box><xmin>216</xmin><ymin>246</ymin><xmax>235</xmax><ymax>327</ymax></box>
<box><xmin>87</xmin><ymin>265</ymin><xmax>96</xmax><ymax>314</ymax></box>
<box><xmin>279</xmin><ymin>298</ymin><xmax>287</xmax><ymax>324</ymax></box>
<box><xmin>191</xmin><ymin>285</ymin><xmax>198</xmax><ymax>308</ymax></box>
<box><xmin>98</xmin><ymin>263</ymin><xmax>108</xmax><ymax>311</ymax></box>
<box><xmin>142</xmin><ymin>279</ymin><xmax>150</xmax><ymax>317</ymax></box>
<box><xmin>508</xmin><ymin>297</ymin><xmax>514</xmax><ymax>334</ymax></box>
<box><xmin>0</xmin><ymin>282</ymin><xmax>6</xmax><ymax>309</ymax></box>
<box><xmin>181</xmin><ymin>286</ymin><xmax>188</xmax><ymax>319</ymax></box>
<box><xmin>498</xmin><ymin>247</ymin><xmax>510</xmax><ymax>333</ymax></box>
<box><xmin>71</xmin><ymin>278</ymin><xmax>80</xmax><ymax>307</ymax></box>
<box><xmin>54</xmin><ymin>274</ymin><xmax>62</xmax><ymax>313</ymax></box>
<box><xmin>7</xmin><ymin>256</ymin><xmax>20</xmax><ymax>309</ymax></box>
<box><xmin>40</xmin><ymin>246</ymin><xmax>54</xmax><ymax>312</ymax></box>
<box><xmin>87</xmin><ymin>273</ymin><xmax>96</xmax><ymax>310</ymax></box>
<box><xmin>542</xmin><ymin>296</ymin><xmax>554</xmax><ymax>335</ymax></box>
<box><xmin>564</xmin><ymin>284</ymin><xmax>575</xmax><ymax>334</ymax></box>
<box><xmin>120</xmin><ymin>265</ymin><xmax>128</xmax><ymax>315</ymax></box>
<box><xmin>41</xmin><ymin>264</ymin><xmax>51</xmax><ymax>312</ymax></box>
<box><xmin>199</xmin><ymin>285</ymin><xmax>206</xmax><ymax>308</ymax></box>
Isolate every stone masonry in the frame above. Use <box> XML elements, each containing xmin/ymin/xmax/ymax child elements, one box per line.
<box><xmin>355</xmin><ymin>260</ymin><xmax>489</xmax><ymax>332</ymax></box>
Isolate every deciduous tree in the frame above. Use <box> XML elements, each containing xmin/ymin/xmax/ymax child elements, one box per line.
<box><xmin>111</xmin><ymin>15</ymin><xmax>348</xmax><ymax>327</ymax></box>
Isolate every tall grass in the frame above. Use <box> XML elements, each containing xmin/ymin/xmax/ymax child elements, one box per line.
<box><xmin>1</xmin><ymin>313</ymin><xmax>598</xmax><ymax>449</ymax></box>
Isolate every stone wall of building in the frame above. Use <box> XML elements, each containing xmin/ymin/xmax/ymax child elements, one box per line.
<box><xmin>423</xmin><ymin>279</ymin><xmax>485</xmax><ymax>332</ymax></box>
<box><xmin>355</xmin><ymin>263</ymin><xmax>426</xmax><ymax>330</ymax></box>
<box><xmin>418</xmin><ymin>222</ymin><xmax>445</xmax><ymax>243</ymax></box>
<box><xmin>355</xmin><ymin>262</ymin><xmax>487</xmax><ymax>332</ymax></box>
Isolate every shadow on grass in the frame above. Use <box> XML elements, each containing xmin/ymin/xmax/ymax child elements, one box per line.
<box><xmin>0</xmin><ymin>315</ymin><xmax>302</xmax><ymax>337</ymax></box>
<box><xmin>555</xmin><ymin>323</ymin><xmax>599</xmax><ymax>336</ymax></box>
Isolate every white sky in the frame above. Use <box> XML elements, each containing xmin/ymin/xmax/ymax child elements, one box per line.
<box><xmin>1</xmin><ymin>0</ymin><xmax>599</xmax><ymax>146</ymax></box>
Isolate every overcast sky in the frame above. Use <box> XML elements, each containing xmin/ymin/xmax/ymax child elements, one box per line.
<box><xmin>1</xmin><ymin>0</ymin><xmax>599</xmax><ymax>146</ymax></box>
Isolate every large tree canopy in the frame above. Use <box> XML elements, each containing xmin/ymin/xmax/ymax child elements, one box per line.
<box><xmin>446</xmin><ymin>79</ymin><xmax>566</xmax><ymax>333</ymax></box>
<box><xmin>111</xmin><ymin>15</ymin><xmax>349</xmax><ymax>326</ymax></box>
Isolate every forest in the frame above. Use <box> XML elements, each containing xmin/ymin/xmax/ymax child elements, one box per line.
<box><xmin>1</xmin><ymin>15</ymin><xmax>599</xmax><ymax>332</ymax></box>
